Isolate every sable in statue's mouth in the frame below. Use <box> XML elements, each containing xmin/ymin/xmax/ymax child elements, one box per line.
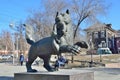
<box><xmin>55</xmin><ymin>17</ymin><xmax>61</xmax><ymax>23</ymax></box>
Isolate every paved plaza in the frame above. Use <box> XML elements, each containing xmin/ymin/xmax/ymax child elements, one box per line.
<box><xmin>0</xmin><ymin>63</ymin><xmax>120</xmax><ymax>80</ymax></box>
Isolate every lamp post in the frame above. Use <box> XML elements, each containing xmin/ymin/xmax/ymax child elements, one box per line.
<box><xmin>12</xmin><ymin>38</ymin><xmax>15</xmax><ymax>64</ymax></box>
<box><xmin>15</xmin><ymin>33</ymin><xmax>19</xmax><ymax>58</ymax></box>
<box><xmin>99</xmin><ymin>41</ymin><xmax>105</xmax><ymax>62</ymax></box>
<box><xmin>89</xmin><ymin>34</ymin><xmax>93</xmax><ymax>67</ymax></box>
<box><xmin>9</xmin><ymin>23</ymin><xmax>19</xmax><ymax>59</ymax></box>
<box><xmin>100</xmin><ymin>52</ymin><xmax>102</xmax><ymax>62</ymax></box>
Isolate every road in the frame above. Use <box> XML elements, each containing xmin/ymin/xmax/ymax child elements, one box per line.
<box><xmin>73</xmin><ymin>68</ymin><xmax>120</xmax><ymax>80</ymax></box>
<box><xmin>0</xmin><ymin>63</ymin><xmax>120</xmax><ymax>80</ymax></box>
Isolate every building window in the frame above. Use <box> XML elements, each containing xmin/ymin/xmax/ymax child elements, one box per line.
<box><xmin>101</xmin><ymin>41</ymin><xmax>106</xmax><ymax>48</ymax></box>
<box><xmin>94</xmin><ymin>32</ymin><xmax>98</xmax><ymax>38</ymax></box>
<box><xmin>108</xmin><ymin>40</ymin><xmax>112</xmax><ymax>48</ymax></box>
<box><xmin>117</xmin><ymin>40</ymin><xmax>120</xmax><ymax>48</ymax></box>
<box><xmin>101</xmin><ymin>31</ymin><xmax>105</xmax><ymax>38</ymax></box>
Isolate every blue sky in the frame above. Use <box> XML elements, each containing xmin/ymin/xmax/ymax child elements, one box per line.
<box><xmin>0</xmin><ymin>0</ymin><xmax>120</xmax><ymax>33</ymax></box>
<box><xmin>0</xmin><ymin>0</ymin><xmax>42</xmax><ymax>32</ymax></box>
<box><xmin>100</xmin><ymin>0</ymin><xmax>120</xmax><ymax>30</ymax></box>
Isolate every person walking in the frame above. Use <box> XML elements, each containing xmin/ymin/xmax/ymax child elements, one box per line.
<box><xmin>19</xmin><ymin>53</ymin><xmax>24</xmax><ymax>66</ymax></box>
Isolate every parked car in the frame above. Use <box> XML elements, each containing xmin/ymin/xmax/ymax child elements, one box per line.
<box><xmin>1</xmin><ymin>55</ymin><xmax>12</xmax><ymax>60</ymax></box>
<box><xmin>97</xmin><ymin>48</ymin><xmax>112</xmax><ymax>54</ymax></box>
<box><xmin>0</xmin><ymin>55</ymin><xmax>2</xmax><ymax>59</ymax></box>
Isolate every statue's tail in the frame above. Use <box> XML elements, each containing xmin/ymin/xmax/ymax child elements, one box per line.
<box><xmin>23</xmin><ymin>24</ymin><xmax>35</xmax><ymax>45</ymax></box>
<box><xmin>26</xmin><ymin>38</ymin><xmax>35</xmax><ymax>45</ymax></box>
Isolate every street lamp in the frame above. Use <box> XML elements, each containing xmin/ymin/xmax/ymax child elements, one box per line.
<box><xmin>9</xmin><ymin>23</ymin><xmax>19</xmax><ymax>58</ymax></box>
<box><xmin>9</xmin><ymin>23</ymin><xmax>14</xmax><ymax>28</ymax></box>
<box><xmin>100</xmin><ymin>52</ymin><xmax>102</xmax><ymax>62</ymax></box>
<box><xmin>89</xmin><ymin>34</ymin><xmax>93</xmax><ymax>67</ymax></box>
<box><xmin>99</xmin><ymin>41</ymin><xmax>105</xmax><ymax>62</ymax></box>
<box><xmin>12</xmin><ymin>37</ymin><xmax>15</xmax><ymax>64</ymax></box>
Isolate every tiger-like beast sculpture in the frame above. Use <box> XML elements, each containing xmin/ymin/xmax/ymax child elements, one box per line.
<box><xmin>24</xmin><ymin>9</ymin><xmax>88</xmax><ymax>72</ymax></box>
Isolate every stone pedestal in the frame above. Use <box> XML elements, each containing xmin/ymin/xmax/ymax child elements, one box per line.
<box><xmin>105</xmin><ymin>63</ymin><xmax>120</xmax><ymax>68</ymax></box>
<box><xmin>14</xmin><ymin>70</ymin><xmax>94</xmax><ymax>80</ymax></box>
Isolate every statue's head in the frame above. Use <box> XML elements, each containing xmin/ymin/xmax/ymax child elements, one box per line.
<box><xmin>55</xmin><ymin>9</ymin><xmax>71</xmax><ymax>25</ymax></box>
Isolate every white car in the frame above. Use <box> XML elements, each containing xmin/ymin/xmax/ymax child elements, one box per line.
<box><xmin>1</xmin><ymin>55</ymin><xmax>12</xmax><ymax>60</ymax></box>
<box><xmin>0</xmin><ymin>55</ymin><xmax>3</xmax><ymax>59</ymax></box>
<box><xmin>97</xmin><ymin>48</ymin><xmax>112</xmax><ymax>54</ymax></box>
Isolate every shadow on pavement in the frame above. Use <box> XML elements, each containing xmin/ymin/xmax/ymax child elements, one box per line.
<box><xmin>0</xmin><ymin>76</ymin><xmax>13</xmax><ymax>80</ymax></box>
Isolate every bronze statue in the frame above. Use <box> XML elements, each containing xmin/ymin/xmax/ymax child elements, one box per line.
<box><xmin>24</xmin><ymin>9</ymin><xmax>88</xmax><ymax>72</ymax></box>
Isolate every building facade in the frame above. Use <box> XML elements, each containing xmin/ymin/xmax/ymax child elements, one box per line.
<box><xmin>84</xmin><ymin>23</ymin><xmax>120</xmax><ymax>53</ymax></box>
<box><xmin>115</xmin><ymin>30</ymin><xmax>120</xmax><ymax>53</ymax></box>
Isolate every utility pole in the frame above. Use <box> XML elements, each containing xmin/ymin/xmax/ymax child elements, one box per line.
<box><xmin>89</xmin><ymin>33</ymin><xmax>93</xmax><ymax>67</ymax></box>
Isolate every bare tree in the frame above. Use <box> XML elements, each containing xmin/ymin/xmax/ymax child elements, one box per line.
<box><xmin>26</xmin><ymin>0</ymin><xmax>69</xmax><ymax>40</ymax></box>
<box><xmin>9</xmin><ymin>22</ymin><xmax>29</xmax><ymax>55</ymax></box>
<box><xmin>42</xmin><ymin>0</ymin><xmax>68</xmax><ymax>17</ymax></box>
<box><xmin>69</xmin><ymin>0</ymin><xmax>108</xmax><ymax>39</ymax></box>
<box><xmin>26</xmin><ymin>0</ymin><xmax>108</xmax><ymax>42</ymax></box>
<box><xmin>26</xmin><ymin>11</ymin><xmax>51</xmax><ymax>40</ymax></box>
<box><xmin>0</xmin><ymin>31</ymin><xmax>13</xmax><ymax>51</ymax></box>
<box><xmin>24</xmin><ymin>0</ymin><xmax>109</xmax><ymax>63</ymax></box>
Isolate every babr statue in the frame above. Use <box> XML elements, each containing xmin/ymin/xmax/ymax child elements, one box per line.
<box><xmin>24</xmin><ymin>9</ymin><xmax>88</xmax><ymax>72</ymax></box>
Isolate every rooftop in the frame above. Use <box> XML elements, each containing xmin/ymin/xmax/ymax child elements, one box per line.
<box><xmin>84</xmin><ymin>22</ymin><xmax>116</xmax><ymax>32</ymax></box>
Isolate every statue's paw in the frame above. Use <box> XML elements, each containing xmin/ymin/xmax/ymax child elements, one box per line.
<box><xmin>71</xmin><ymin>50</ymin><xmax>78</xmax><ymax>55</ymax></box>
<box><xmin>44</xmin><ymin>65</ymin><xmax>56</xmax><ymax>72</ymax></box>
<box><xmin>27</xmin><ymin>69</ymin><xmax>38</xmax><ymax>72</ymax></box>
<box><xmin>48</xmin><ymin>68</ymin><xmax>56</xmax><ymax>72</ymax></box>
<box><xmin>54</xmin><ymin>67</ymin><xmax>59</xmax><ymax>71</ymax></box>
